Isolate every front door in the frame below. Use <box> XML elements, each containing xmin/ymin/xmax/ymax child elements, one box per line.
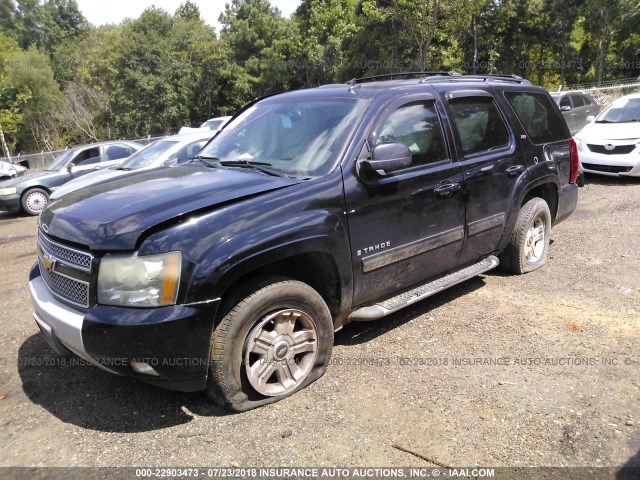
<box><xmin>344</xmin><ymin>95</ymin><xmax>466</xmax><ymax>307</ymax></box>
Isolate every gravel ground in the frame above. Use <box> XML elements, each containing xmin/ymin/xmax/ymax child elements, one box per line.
<box><xmin>0</xmin><ymin>175</ymin><xmax>639</xmax><ymax>476</ymax></box>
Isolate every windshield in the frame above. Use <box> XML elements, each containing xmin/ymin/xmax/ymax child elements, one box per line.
<box><xmin>597</xmin><ymin>97</ymin><xmax>640</xmax><ymax>123</ymax></box>
<box><xmin>48</xmin><ymin>149</ymin><xmax>75</xmax><ymax>170</ymax></box>
<box><xmin>196</xmin><ymin>98</ymin><xmax>367</xmax><ymax>177</ymax></box>
<box><xmin>119</xmin><ymin>140</ymin><xmax>180</xmax><ymax>169</ymax></box>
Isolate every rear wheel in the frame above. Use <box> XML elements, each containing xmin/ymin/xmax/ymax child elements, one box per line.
<box><xmin>500</xmin><ymin>197</ymin><xmax>551</xmax><ymax>274</ymax></box>
<box><xmin>206</xmin><ymin>279</ymin><xmax>333</xmax><ymax>412</ymax></box>
<box><xmin>21</xmin><ymin>188</ymin><xmax>49</xmax><ymax>216</ymax></box>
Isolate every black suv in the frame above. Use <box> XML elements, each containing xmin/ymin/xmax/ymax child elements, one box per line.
<box><xmin>29</xmin><ymin>73</ymin><xmax>578</xmax><ymax>411</ymax></box>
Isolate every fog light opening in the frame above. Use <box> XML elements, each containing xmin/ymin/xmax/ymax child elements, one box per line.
<box><xmin>131</xmin><ymin>362</ymin><xmax>160</xmax><ymax>376</ymax></box>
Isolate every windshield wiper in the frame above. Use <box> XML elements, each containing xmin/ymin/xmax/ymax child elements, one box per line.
<box><xmin>219</xmin><ymin>160</ymin><xmax>284</xmax><ymax>177</ymax></box>
<box><xmin>192</xmin><ymin>155</ymin><xmax>220</xmax><ymax>168</ymax></box>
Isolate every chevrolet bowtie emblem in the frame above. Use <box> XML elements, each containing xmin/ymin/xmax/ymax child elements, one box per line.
<box><xmin>40</xmin><ymin>251</ymin><xmax>56</xmax><ymax>273</ymax></box>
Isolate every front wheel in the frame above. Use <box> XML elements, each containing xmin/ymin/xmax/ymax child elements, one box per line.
<box><xmin>21</xmin><ymin>188</ymin><xmax>49</xmax><ymax>216</ymax></box>
<box><xmin>500</xmin><ymin>197</ymin><xmax>551</xmax><ymax>274</ymax></box>
<box><xmin>206</xmin><ymin>279</ymin><xmax>333</xmax><ymax>412</ymax></box>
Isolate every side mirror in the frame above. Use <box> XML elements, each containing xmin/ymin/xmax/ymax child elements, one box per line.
<box><xmin>585</xmin><ymin>115</ymin><xmax>595</xmax><ymax>124</ymax></box>
<box><xmin>163</xmin><ymin>157</ymin><xmax>178</xmax><ymax>167</ymax></box>
<box><xmin>560</xmin><ymin>105</ymin><xmax>571</xmax><ymax>112</ymax></box>
<box><xmin>359</xmin><ymin>142</ymin><xmax>412</xmax><ymax>176</ymax></box>
<box><xmin>66</xmin><ymin>163</ymin><xmax>74</xmax><ymax>173</ymax></box>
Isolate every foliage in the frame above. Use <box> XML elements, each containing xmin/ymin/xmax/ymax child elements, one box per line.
<box><xmin>1</xmin><ymin>0</ymin><xmax>639</xmax><ymax>154</ymax></box>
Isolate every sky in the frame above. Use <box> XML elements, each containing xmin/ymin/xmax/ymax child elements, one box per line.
<box><xmin>74</xmin><ymin>0</ymin><xmax>302</xmax><ymax>32</ymax></box>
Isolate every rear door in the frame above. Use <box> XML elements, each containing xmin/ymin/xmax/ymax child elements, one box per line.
<box><xmin>344</xmin><ymin>94</ymin><xmax>466</xmax><ymax>306</ymax></box>
<box><xmin>438</xmin><ymin>89</ymin><xmax>525</xmax><ymax>265</ymax></box>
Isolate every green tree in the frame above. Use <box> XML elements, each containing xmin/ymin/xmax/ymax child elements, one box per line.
<box><xmin>293</xmin><ymin>0</ymin><xmax>360</xmax><ymax>85</ymax></box>
<box><xmin>218</xmin><ymin>0</ymin><xmax>297</xmax><ymax>105</ymax></box>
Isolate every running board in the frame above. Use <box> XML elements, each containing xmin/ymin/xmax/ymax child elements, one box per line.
<box><xmin>349</xmin><ymin>255</ymin><xmax>500</xmax><ymax>321</ymax></box>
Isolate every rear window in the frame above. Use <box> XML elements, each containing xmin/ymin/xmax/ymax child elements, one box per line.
<box><xmin>504</xmin><ymin>91</ymin><xmax>568</xmax><ymax>144</ymax></box>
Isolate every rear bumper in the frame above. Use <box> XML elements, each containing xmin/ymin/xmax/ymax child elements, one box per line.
<box><xmin>555</xmin><ymin>182</ymin><xmax>578</xmax><ymax>225</ymax></box>
<box><xmin>29</xmin><ymin>263</ymin><xmax>220</xmax><ymax>392</ymax></box>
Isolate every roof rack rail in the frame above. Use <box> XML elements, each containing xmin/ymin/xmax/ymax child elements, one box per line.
<box><xmin>457</xmin><ymin>74</ymin><xmax>531</xmax><ymax>84</ymax></box>
<box><xmin>347</xmin><ymin>71</ymin><xmax>462</xmax><ymax>85</ymax></box>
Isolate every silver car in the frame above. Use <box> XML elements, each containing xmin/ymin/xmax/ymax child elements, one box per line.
<box><xmin>50</xmin><ymin>131</ymin><xmax>214</xmax><ymax>200</ymax></box>
<box><xmin>0</xmin><ymin>160</ymin><xmax>27</xmax><ymax>180</ymax></box>
<box><xmin>551</xmin><ymin>92</ymin><xmax>600</xmax><ymax>134</ymax></box>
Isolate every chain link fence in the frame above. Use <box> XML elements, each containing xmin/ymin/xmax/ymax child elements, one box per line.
<box><xmin>0</xmin><ymin>135</ymin><xmax>165</xmax><ymax>171</ymax></box>
<box><xmin>558</xmin><ymin>78</ymin><xmax>640</xmax><ymax>108</ymax></box>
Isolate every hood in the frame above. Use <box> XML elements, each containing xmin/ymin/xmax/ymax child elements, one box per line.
<box><xmin>41</xmin><ymin>165</ymin><xmax>300</xmax><ymax>250</ymax></box>
<box><xmin>0</xmin><ymin>169</ymin><xmax>60</xmax><ymax>188</ymax></box>
<box><xmin>50</xmin><ymin>168</ymin><xmax>126</xmax><ymax>200</ymax></box>
<box><xmin>575</xmin><ymin>122</ymin><xmax>640</xmax><ymax>141</ymax></box>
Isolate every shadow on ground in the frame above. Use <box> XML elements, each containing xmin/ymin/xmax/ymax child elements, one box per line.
<box><xmin>18</xmin><ymin>334</ymin><xmax>229</xmax><ymax>432</ymax></box>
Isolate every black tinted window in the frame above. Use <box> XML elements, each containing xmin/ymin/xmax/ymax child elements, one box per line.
<box><xmin>505</xmin><ymin>91</ymin><xmax>568</xmax><ymax>144</ymax></box>
<box><xmin>559</xmin><ymin>96</ymin><xmax>571</xmax><ymax>108</ymax></box>
<box><xmin>376</xmin><ymin>101</ymin><xmax>447</xmax><ymax>167</ymax></box>
<box><xmin>449</xmin><ymin>97</ymin><xmax>509</xmax><ymax>156</ymax></box>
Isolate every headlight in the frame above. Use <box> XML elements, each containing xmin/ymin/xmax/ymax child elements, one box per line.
<box><xmin>573</xmin><ymin>138</ymin><xmax>583</xmax><ymax>152</ymax></box>
<box><xmin>0</xmin><ymin>187</ymin><xmax>17</xmax><ymax>195</ymax></box>
<box><xmin>98</xmin><ymin>252</ymin><xmax>181</xmax><ymax>307</ymax></box>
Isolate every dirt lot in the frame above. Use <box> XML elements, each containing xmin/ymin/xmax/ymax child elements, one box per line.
<box><xmin>0</xmin><ymin>176</ymin><xmax>639</xmax><ymax>476</ymax></box>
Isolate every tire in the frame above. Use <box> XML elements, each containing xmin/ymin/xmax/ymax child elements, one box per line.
<box><xmin>21</xmin><ymin>188</ymin><xmax>49</xmax><ymax>216</ymax></box>
<box><xmin>206</xmin><ymin>279</ymin><xmax>334</xmax><ymax>412</ymax></box>
<box><xmin>500</xmin><ymin>197</ymin><xmax>551</xmax><ymax>274</ymax></box>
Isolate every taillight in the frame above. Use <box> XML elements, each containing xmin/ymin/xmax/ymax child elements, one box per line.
<box><xmin>568</xmin><ymin>138</ymin><xmax>579</xmax><ymax>184</ymax></box>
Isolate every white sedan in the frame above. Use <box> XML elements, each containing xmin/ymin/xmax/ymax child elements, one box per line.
<box><xmin>574</xmin><ymin>93</ymin><xmax>640</xmax><ymax>177</ymax></box>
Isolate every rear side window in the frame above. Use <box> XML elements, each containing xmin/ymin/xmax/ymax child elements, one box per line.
<box><xmin>449</xmin><ymin>97</ymin><xmax>509</xmax><ymax>156</ymax></box>
<box><xmin>106</xmin><ymin>144</ymin><xmax>134</xmax><ymax>160</ymax></box>
<box><xmin>571</xmin><ymin>95</ymin><xmax>585</xmax><ymax>107</ymax></box>
<box><xmin>376</xmin><ymin>101</ymin><xmax>447</xmax><ymax>167</ymax></box>
<box><xmin>505</xmin><ymin>91</ymin><xmax>568</xmax><ymax>144</ymax></box>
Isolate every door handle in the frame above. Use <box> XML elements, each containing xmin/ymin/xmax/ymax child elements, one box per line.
<box><xmin>434</xmin><ymin>180</ymin><xmax>461</xmax><ymax>199</ymax></box>
<box><xmin>506</xmin><ymin>165</ymin><xmax>525</xmax><ymax>177</ymax></box>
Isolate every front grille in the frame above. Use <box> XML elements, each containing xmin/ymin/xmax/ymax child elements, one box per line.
<box><xmin>38</xmin><ymin>230</ymin><xmax>92</xmax><ymax>271</ymax></box>
<box><xmin>581</xmin><ymin>163</ymin><xmax>633</xmax><ymax>174</ymax></box>
<box><xmin>37</xmin><ymin>230</ymin><xmax>93</xmax><ymax>308</ymax></box>
<box><xmin>38</xmin><ymin>258</ymin><xmax>90</xmax><ymax>308</ymax></box>
<box><xmin>587</xmin><ymin>144</ymin><xmax>636</xmax><ymax>155</ymax></box>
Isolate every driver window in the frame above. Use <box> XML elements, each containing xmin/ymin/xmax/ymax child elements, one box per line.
<box><xmin>376</xmin><ymin>101</ymin><xmax>447</xmax><ymax>167</ymax></box>
<box><xmin>74</xmin><ymin>147</ymin><xmax>101</xmax><ymax>166</ymax></box>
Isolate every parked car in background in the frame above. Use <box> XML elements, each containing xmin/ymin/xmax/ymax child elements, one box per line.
<box><xmin>0</xmin><ymin>160</ymin><xmax>27</xmax><ymax>180</ymax></box>
<box><xmin>574</xmin><ymin>93</ymin><xmax>640</xmax><ymax>177</ymax></box>
<box><xmin>0</xmin><ymin>140</ymin><xmax>142</xmax><ymax>215</ymax></box>
<box><xmin>178</xmin><ymin>116</ymin><xmax>231</xmax><ymax>135</ymax></box>
<box><xmin>550</xmin><ymin>91</ymin><xmax>600</xmax><ymax>134</ymax></box>
<box><xmin>51</xmin><ymin>132</ymin><xmax>214</xmax><ymax>200</ymax></box>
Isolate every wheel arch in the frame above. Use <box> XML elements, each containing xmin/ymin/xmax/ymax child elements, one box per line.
<box><xmin>211</xmin><ymin>246</ymin><xmax>350</xmax><ymax>329</ymax></box>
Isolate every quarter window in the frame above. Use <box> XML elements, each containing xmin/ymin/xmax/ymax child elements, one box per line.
<box><xmin>449</xmin><ymin>97</ymin><xmax>509</xmax><ymax>156</ymax></box>
<box><xmin>376</xmin><ymin>101</ymin><xmax>447</xmax><ymax>167</ymax></box>
<box><xmin>505</xmin><ymin>91</ymin><xmax>568</xmax><ymax>144</ymax></box>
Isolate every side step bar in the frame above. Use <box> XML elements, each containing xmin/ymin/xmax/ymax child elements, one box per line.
<box><xmin>348</xmin><ymin>255</ymin><xmax>500</xmax><ymax>321</ymax></box>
